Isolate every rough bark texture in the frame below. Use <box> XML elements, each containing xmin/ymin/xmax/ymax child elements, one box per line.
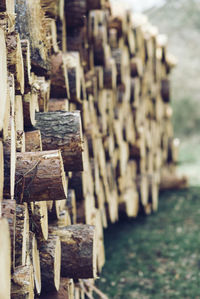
<box><xmin>15</xmin><ymin>0</ymin><xmax>50</xmax><ymax>75</ymax></box>
<box><xmin>35</xmin><ymin>111</ymin><xmax>84</xmax><ymax>171</ymax></box>
<box><xmin>39</xmin><ymin>278</ymin><xmax>74</xmax><ymax>299</ymax></box>
<box><xmin>15</xmin><ymin>150</ymin><xmax>67</xmax><ymax>202</ymax></box>
<box><xmin>40</xmin><ymin>235</ymin><xmax>61</xmax><ymax>293</ymax></box>
<box><xmin>11</xmin><ymin>265</ymin><xmax>34</xmax><ymax>299</ymax></box>
<box><xmin>50</xmin><ymin>224</ymin><xmax>97</xmax><ymax>279</ymax></box>
<box><xmin>25</xmin><ymin>130</ymin><xmax>42</xmax><ymax>152</ymax></box>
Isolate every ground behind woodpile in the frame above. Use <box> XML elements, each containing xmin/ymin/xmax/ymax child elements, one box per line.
<box><xmin>96</xmin><ymin>137</ymin><xmax>200</xmax><ymax>298</ymax></box>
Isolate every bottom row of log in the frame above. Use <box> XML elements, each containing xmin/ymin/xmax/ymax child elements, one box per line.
<box><xmin>0</xmin><ymin>200</ymin><xmax>98</xmax><ymax>299</ymax></box>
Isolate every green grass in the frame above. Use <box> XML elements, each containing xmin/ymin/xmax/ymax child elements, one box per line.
<box><xmin>96</xmin><ymin>137</ymin><xmax>200</xmax><ymax>298</ymax></box>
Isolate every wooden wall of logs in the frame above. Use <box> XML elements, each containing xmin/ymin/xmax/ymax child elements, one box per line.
<box><xmin>0</xmin><ymin>0</ymin><xmax>186</xmax><ymax>298</ymax></box>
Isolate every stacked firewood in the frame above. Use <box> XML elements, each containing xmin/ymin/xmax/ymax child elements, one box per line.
<box><xmin>0</xmin><ymin>0</ymin><xmax>186</xmax><ymax>298</ymax></box>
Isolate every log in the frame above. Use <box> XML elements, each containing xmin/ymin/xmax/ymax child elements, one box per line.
<box><xmin>11</xmin><ymin>265</ymin><xmax>34</xmax><ymax>299</ymax></box>
<box><xmin>0</xmin><ymin>218</ymin><xmax>11</xmax><ymax>299</ymax></box>
<box><xmin>15</xmin><ymin>203</ymin><xmax>29</xmax><ymax>267</ymax></box>
<box><xmin>48</xmin><ymin>98</ymin><xmax>69</xmax><ymax>112</ymax></box>
<box><xmin>30</xmin><ymin>201</ymin><xmax>48</xmax><ymax>241</ymax></box>
<box><xmin>15</xmin><ymin>150</ymin><xmax>67</xmax><ymax>202</ymax></box>
<box><xmin>50</xmin><ymin>52</ymin><xmax>70</xmax><ymax>98</ymax></box>
<box><xmin>39</xmin><ymin>278</ymin><xmax>74</xmax><ymax>299</ymax></box>
<box><xmin>25</xmin><ymin>130</ymin><xmax>42</xmax><ymax>152</ymax></box>
<box><xmin>50</xmin><ymin>224</ymin><xmax>97</xmax><ymax>279</ymax></box>
<box><xmin>41</xmin><ymin>0</ymin><xmax>64</xmax><ymax>20</ymax></box>
<box><xmin>35</xmin><ymin>111</ymin><xmax>84</xmax><ymax>172</ymax></box>
<box><xmin>0</xmin><ymin>0</ymin><xmax>14</xmax><ymax>13</ymax></box>
<box><xmin>40</xmin><ymin>235</ymin><xmax>61</xmax><ymax>293</ymax></box>
<box><xmin>0</xmin><ymin>27</ymin><xmax>7</xmax><ymax>136</ymax></box>
<box><xmin>6</xmin><ymin>32</ymin><xmax>24</xmax><ymax>95</ymax></box>
<box><xmin>64</xmin><ymin>52</ymin><xmax>82</xmax><ymax>101</ymax></box>
<box><xmin>67</xmin><ymin>189</ymin><xmax>77</xmax><ymax>224</ymax></box>
<box><xmin>65</xmin><ymin>0</ymin><xmax>87</xmax><ymax>28</ymax></box>
<box><xmin>3</xmin><ymin>114</ymin><xmax>16</xmax><ymax>200</ymax></box>
<box><xmin>20</xmin><ymin>39</ymin><xmax>31</xmax><ymax>93</ymax></box>
<box><xmin>15</xmin><ymin>0</ymin><xmax>50</xmax><ymax>75</ymax></box>
<box><xmin>2</xmin><ymin>199</ymin><xmax>16</xmax><ymax>269</ymax></box>
<box><xmin>28</xmin><ymin>232</ymin><xmax>41</xmax><ymax>295</ymax></box>
<box><xmin>22</xmin><ymin>93</ymin><xmax>37</xmax><ymax>128</ymax></box>
<box><xmin>0</xmin><ymin>141</ymin><xmax>3</xmax><ymax>201</ymax></box>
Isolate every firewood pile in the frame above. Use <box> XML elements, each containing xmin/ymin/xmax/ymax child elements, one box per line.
<box><xmin>0</xmin><ymin>0</ymin><xmax>186</xmax><ymax>298</ymax></box>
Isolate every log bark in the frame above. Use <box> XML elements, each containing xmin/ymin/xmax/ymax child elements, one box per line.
<box><xmin>11</xmin><ymin>265</ymin><xmax>34</xmax><ymax>299</ymax></box>
<box><xmin>25</xmin><ymin>130</ymin><xmax>42</xmax><ymax>152</ymax></box>
<box><xmin>6</xmin><ymin>32</ymin><xmax>24</xmax><ymax>95</ymax></box>
<box><xmin>30</xmin><ymin>201</ymin><xmax>48</xmax><ymax>241</ymax></box>
<box><xmin>15</xmin><ymin>0</ymin><xmax>50</xmax><ymax>75</ymax></box>
<box><xmin>39</xmin><ymin>235</ymin><xmax>61</xmax><ymax>293</ymax></box>
<box><xmin>50</xmin><ymin>224</ymin><xmax>97</xmax><ymax>279</ymax></box>
<box><xmin>35</xmin><ymin>111</ymin><xmax>84</xmax><ymax>172</ymax></box>
<box><xmin>15</xmin><ymin>150</ymin><xmax>67</xmax><ymax>202</ymax></box>
<box><xmin>0</xmin><ymin>218</ymin><xmax>11</xmax><ymax>299</ymax></box>
<box><xmin>50</xmin><ymin>52</ymin><xmax>70</xmax><ymax>98</ymax></box>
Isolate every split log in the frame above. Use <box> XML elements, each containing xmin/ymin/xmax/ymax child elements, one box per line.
<box><xmin>15</xmin><ymin>150</ymin><xmax>67</xmax><ymax>202</ymax></box>
<box><xmin>25</xmin><ymin>130</ymin><xmax>42</xmax><ymax>152</ymax></box>
<box><xmin>11</xmin><ymin>265</ymin><xmax>34</xmax><ymax>299</ymax></box>
<box><xmin>0</xmin><ymin>218</ymin><xmax>11</xmax><ymax>299</ymax></box>
<box><xmin>39</xmin><ymin>235</ymin><xmax>61</xmax><ymax>293</ymax></box>
<box><xmin>15</xmin><ymin>0</ymin><xmax>50</xmax><ymax>75</ymax></box>
<box><xmin>50</xmin><ymin>224</ymin><xmax>97</xmax><ymax>279</ymax></box>
<box><xmin>35</xmin><ymin>111</ymin><xmax>84</xmax><ymax>172</ymax></box>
